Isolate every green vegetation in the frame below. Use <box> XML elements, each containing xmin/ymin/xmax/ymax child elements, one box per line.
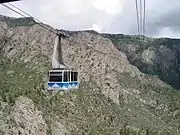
<box><xmin>116</xmin><ymin>70</ymin><xmax>180</xmax><ymax>132</ymax></box>
<box><xmin>1</xmin><ymin>55</ymin><xmax>179</xmax><ymax>134</ymax></box>
<box><xmin>0</xmin><ymin>22</ymin><xmax>180</xmax><ymax>133</ymax></box>
<box><xmin>6</xmin><ymin>17</ymin><xmax>36</xmax><ymax>27</ymax></box>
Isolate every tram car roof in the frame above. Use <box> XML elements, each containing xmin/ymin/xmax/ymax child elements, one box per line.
<box><xmin>49</xmin><ymin>68</ymin><xmax>78</xmax><ymax>72</ymax></box>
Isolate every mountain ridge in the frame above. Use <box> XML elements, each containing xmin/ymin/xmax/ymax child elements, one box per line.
<box><xmin>0</xmin><ymin>15</ymin><xmax>180</xmax><ymax>135</ymax></box>
<box><xmin>103</xmin><ymin>33</ymin><xmax>180</xmax><ymax>89</ymax></box>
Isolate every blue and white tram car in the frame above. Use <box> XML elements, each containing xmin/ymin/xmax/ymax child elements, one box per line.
<box><xmin>47</xmin><ymin>68</ymin><xmax>79</xmax><ymax>91</ymax></box>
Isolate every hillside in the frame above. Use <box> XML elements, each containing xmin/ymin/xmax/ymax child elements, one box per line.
<box><xmin>103</xmin><ymin>34</ymin><xmax>180</xmax><ymax>89</ymax></box>
<box><xmin>0</xmin><ymin>15</ymin><xmax>180</xmax><ymax>135</ymax></box>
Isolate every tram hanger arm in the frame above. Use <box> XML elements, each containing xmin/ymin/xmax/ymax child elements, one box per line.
<box><xmin>0</xmin><ymin>0</ymin><xmax>21</xmax><ymax>4</ymax></box>
<box><xmin>55</xmin><ymin>29</ymin><xmax>69</xmax><ymax>38</ymax></box>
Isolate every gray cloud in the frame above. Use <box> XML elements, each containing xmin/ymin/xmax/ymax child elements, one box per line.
<box><xmin>0</xmin><ymin>0</ymin><xmax>180</xmax><ymax>38</ymax></box>
<box><xmin>147</xmin><ymin>8</ymin><xmax>180</xmax><ymax>34</ymax></box>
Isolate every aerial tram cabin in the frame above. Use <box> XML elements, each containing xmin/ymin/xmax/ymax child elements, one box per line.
<box><xmin>47</xmin><ymin>31</ymin><xmax>80</xmax><ymax>91</ymax></box>
<box><xmin>47</xmin><ymin>68</ymin><xmax>79</xmax><ymax>90</ymax></box>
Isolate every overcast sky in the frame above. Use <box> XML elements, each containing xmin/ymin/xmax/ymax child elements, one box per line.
<box><xmin>0</xmin><ymin>0</ymin><xmax>180</xmax><ymax>38</ymax></box>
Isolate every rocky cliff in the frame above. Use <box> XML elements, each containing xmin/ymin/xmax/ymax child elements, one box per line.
<box><xmin>0</xmin><ymin>15</ymin><xmax>180</xmax><ymax>135</ymax></box>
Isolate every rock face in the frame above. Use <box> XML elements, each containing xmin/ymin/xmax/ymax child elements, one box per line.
<box><xmin>0</xmin><ymin>15</ymin><xmax>180</xmax><ymax>134</ymax></box>
<box><xmin>0</xmin><ymin>97</ymin><xmax>47</xmax><ymax>135</ymax></box>
<box><xmin>51</xmin><ymin>121</ymin><xmax>69</xmax><ymax>135</ymax></box>
<box><xmin>12</xmin><ymin>96</ymin><xmax>47</xmax><ymax>135</ymax></box>
<box><xmin>141</xmin><ymin>46</ymin><xmax>176</xmax><ymax>68</ymax></box>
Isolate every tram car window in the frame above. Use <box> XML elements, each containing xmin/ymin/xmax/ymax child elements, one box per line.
<box><xmin>74</xmin><ymin>72</ymin><xmax>78</xmax><ymax>81</ymax></box>
<box><xmin>63</xmin><ymin>71</ymin><xmax>70</xmax><ymax>82</ymax></box>
<box><xmin>70</xmin><ymin>71</ymin><xmax>78</xmax><ymax>82</ymax></box>
<box><xmin>49</xmin><ymin>71</ymin><xmax>62</xmax><ymax>82</ymax></box>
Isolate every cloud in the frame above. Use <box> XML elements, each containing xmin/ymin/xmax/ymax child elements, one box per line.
<box><xmin>146</xmin><ymin>7</ymin><xmax>180</xmax><ymax>38</ymax></box>
<box><xmin>0</xmin><ymin>0</ymin><xmax>124</xmax><ymax>31</ymax></box>
<box><xmin>92</xmin><ymin>0</ymin><xmax>123</xmax><ymax>14</ymax></box>
<box><xmin>87</xmin><ymin>24</ymin><xmax>101</xmax><ymax>33</ymax></box>
<box><xmin>0</xmin><ymin>0</ymin><xmax>180</xmax><ymax>38</ymax></box>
